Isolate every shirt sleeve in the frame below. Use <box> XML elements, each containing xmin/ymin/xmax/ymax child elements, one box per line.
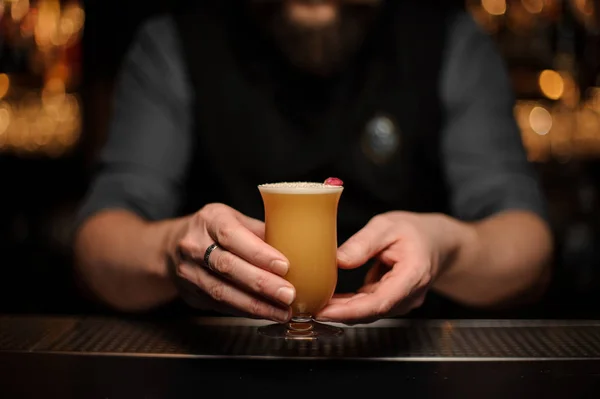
<box><xmin>77</xmin><ymin>16</ymin><xmax>193</xmax><ymax>224</ymax></box>
<box><xmin>440</xmin><ymin>12</ymin><xmax>547</xmax><ymax>221</ymax></box>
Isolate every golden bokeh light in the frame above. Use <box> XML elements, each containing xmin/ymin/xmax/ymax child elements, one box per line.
<box><xmin>521</xmin><ymin>0</ymin><xmax>544</xmax><ymax>13</ymax></box>
<box><xmin>11</xmin><ymin>0</ymin><xmax>30</xmax><ymax>22</ymax></box>
<box><xmin>574</xmin><ymin>0</ymin><xmax>594</xmax><ymax>16</ymax></box>
<box><xmin>539</xmin><ymin>70</ymin><xmax>564</xmax><ymax>100</ymax></box>
<box><xmin>0</xmin><ymin>74</ymin><xmax>10</xmax><ymax>99</ymax></box>
<box><xmin>42</xmin><ymin>77</ymin><xmax>66</xmax><ymax>105</ymax></box>
<box><xmin>35</xmin><ymin>0</ymin><xmax>61</xmax><ymax>49</ymax></box>
<box><xmin>529</xmin><ymin>106</ymin><xmax>553</xmax><ymax>135</ymax></box>
<box><xmin>482</xmin><ymin>0</ymin><xmax>507</xmax><ymax>16</ymax></box>
<box><xmin>0</xmin><ymin>104</ymin><xmax>11</xmax><ymax>136</ymax></box>
<box><xmin>0</xmin><ymin>0</ymin><xmax>83</xmax><ymax>157</ymax></box>
<box><xmin>62</xmin><ymin>3</ymin><xmax>85</xmax><ymax>33</ymax></box>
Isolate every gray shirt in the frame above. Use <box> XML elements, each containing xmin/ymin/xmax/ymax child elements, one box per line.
<box><xmin>78</xmin><ymin>12</ymin><xmax>546</xmax><ymax>225</ymax></box>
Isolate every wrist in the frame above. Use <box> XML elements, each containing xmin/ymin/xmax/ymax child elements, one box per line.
<box><xmin>144</xmin><ymin>216</ymin><xmax>190</xmax><ymax>280</ymax></box>
<box><xmin>424</xmin><ymin>213</ymin><xmax>478</xmax><ymax>279</ymax></box>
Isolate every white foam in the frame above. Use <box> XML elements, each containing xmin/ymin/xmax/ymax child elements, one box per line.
<box><xmin>258</xmin><ymin>181</ymin><xmax>344</xmax><ymax>194</ymax></box>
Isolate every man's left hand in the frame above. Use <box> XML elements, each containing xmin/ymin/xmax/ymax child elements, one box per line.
<box><xmin>316</xmin><ymin>211</ymin><xmax>454</xmax><ymax>325</ymax></box>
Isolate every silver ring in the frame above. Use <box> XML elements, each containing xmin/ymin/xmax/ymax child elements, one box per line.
<box><xmin>203</xmin><ymin>243</ymin><xmax>219</xmax><ymax>271</ymax></box>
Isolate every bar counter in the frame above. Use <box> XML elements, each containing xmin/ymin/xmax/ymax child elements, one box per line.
<box><xmin>1</xmin><ymin>316</ymin><xmax>600</xmax><ymax>398</ymax></box>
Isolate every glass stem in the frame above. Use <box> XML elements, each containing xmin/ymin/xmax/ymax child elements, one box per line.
<box><xmin>288</xmin><ymin>314</ymin><xmax>313</xmax><ymax>332</ymax></box>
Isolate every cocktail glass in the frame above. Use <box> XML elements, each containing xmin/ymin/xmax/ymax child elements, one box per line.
<box><xmin>257</xmin><ymin>182</ymin><xmax>344</xmax><ymax>340</ymax></box>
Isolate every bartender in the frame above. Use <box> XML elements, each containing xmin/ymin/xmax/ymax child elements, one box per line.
<box><xmin>74</xmin><ymin>0</ymin><xmax>552</xmax><ymax>324</ymax></box>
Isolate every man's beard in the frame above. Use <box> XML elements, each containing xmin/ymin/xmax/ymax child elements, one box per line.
<box><xmin>248</xmin><ymin>1</ymin><xmax>380</xmax><ymax>76</ymax></box>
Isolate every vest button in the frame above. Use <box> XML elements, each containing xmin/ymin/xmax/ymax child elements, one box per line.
<box><xmin>362</xmin><ymin>114</ymin><xmax>400</xmax><ymax>164</ymax></box>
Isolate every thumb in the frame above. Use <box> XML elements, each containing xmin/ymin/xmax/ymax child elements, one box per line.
<box><xmin>337</xmin><ymin>220</ymin><xmax>393</xmax><ymax>269</ymax></box>
<box><xmin>337</xmin><ymin>244</ymin><xmax>368</xmax><ymax>269</ymax></box>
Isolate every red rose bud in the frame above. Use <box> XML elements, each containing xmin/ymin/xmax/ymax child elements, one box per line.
<box><xmin>324</xmin><ymin>177</ymin><xmax>344</xmax><ymax>186</ymax></box>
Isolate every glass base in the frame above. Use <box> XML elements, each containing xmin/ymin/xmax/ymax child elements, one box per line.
<box><xmin>258</xmin><ymin>318</ymin><xmax>343</xmax><ymax>340</ymax></box>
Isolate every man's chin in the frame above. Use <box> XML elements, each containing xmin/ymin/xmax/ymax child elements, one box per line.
<box><xmin>274</xmin><ymin>28</ymin><xmax>348</xmax><ymax>76</ymax></box>
<box><xmin>247</xmin><ymin>0</ymin><xmax>378</xmax><ymax>76</ymax></box>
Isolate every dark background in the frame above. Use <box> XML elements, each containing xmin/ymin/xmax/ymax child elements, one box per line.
<box><xmin>1</xmin><ymin>0</ymin><xmax>600</xmax><ymax>318</ymax></box>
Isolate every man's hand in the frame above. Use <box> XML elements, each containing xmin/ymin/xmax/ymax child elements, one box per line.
<box><xmin>316</xmin><ymin>209</ymin><xmax>552</xmax><ymax>325</ymax></box>
<box><xmin>171</xmin><ymin>203</ymin><xmax>296</xmax><ymax>322</ymax></box>
<box><xmin>316</xmin><ymin>212</ymin><xmax>462</xmax><ymax>324</ymax></box>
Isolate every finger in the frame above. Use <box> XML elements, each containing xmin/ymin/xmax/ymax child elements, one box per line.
<box><xmin>358</xmin><ymin>261</ymin><xmax>392</xmax><ymax>294</ymax></box>
<box><xmin>357</xmin><ymin>283</ymin><xmax>379</xmax><ymax>294</ymax></box>
<box><xmin>316</xmin><ymin>266</ymin><xmax>417</xmax><ymax>323</ymax></box>
<box><xmin>205</xmin><ymin>208</ymin><xmax>290</xmax><ymax>276</ymax></box>
<box><xmin>321</xmin><ymin>293</ymin><xmax>367</xmax><ymax>306</ymax></box>
<box><xmin>234</xmin><ymin>212</ymin><xmax>265</xmax><ymax>239</ymax></box>
<box><xmin>177</xmin><ymin>262</ymin><xmax>291</xmax><ymax>322</ymax></box>
<box><xmin>363</xmin><ymin>262</ymin><xmax>381</xmax><ymax>285</ymax></box>
<box><xmin>362</xmin><ymin>269</ymin><xmax>394</xmax><ymax>293</ymax></box>
<box><xmin>208</xmin><ymin>246</ymin><xmax>296</xmax><ymax>307</ymax></box>
<box><xmin>337</xmin><ymin>216</ymin><xmax>396</xmax><ymax>269</ymax></box>
<box><xmin>363</xmin><ymin>261</ymin><xmax>391</xmax><ymax>285</ymax></box>
<box><xmin>359</xmin><ymin>287</ymin><xmax>427</xmax><ymax>323</ymax></box>
<box><xmin>395</xmin><ymin>287</ymin><xmax>428</xmax><ymax>315</ymax></box>
<box><xmin>172</xmin><ymin>260</ymin><xmax>265</xmax><ymax>319</ymax></box>
<box><xmin>176</xmin><ymin>277</ymin><xmax>250</xmax><ymax>317</ymax></box>
<box><xmin>179</xmin><ymin>206</ymin><xmax>289</xmax><ymax>277</ymax></box>
<box><xmin>330</xmin><ymin>293</ymin><xmax>356</xmax><ymax>301</ymax></box>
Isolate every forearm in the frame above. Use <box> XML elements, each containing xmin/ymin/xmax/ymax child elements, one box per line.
<box><xmin>73</xmin><ymin>209</ymin><xmax>188</xmax><ymax>312</ymax></box>
<box><xmin>432</xmin><ymin>211</ymin><xmax>553</xmax><ymax>308</ymax></box>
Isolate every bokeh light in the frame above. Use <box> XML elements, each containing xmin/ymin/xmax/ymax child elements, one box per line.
<box><xmin>521</xmin><ymin>0</ymin><xmax>544</xmax><ymax>14</ymax></box>
<box><xmin>0</xmin><ymin>74</ymin><xmax>10</xmax><ymax>100</ymax></box>
<box><xmin>539</xmin><ymin>70</ymin><xmax>564</xmax><ymax>100</ymax></box>
<box><xmin>0</xmin><ymin>0</ymin><xmax>84</xmax><ymax>157</ymax></box>
<box><xmin>529</xmin><ymin>106</ymin><xmax>553</xmax><ymax>135</ymax></box>
<box><xmin>482</xmin><ymin>0</ymin><xmax>507</xmax><ymax>16</ymax></box>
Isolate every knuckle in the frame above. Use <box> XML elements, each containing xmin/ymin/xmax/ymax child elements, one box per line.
<box><xmin>248</xmin><ymin>247</ymin><xmax>264</xmax><ymax>266</ymax></box>
<box><xmin>248</xmin><ymin>297</ymin><xmax>266</xmax><ymax>317</ymax></box>
<box><xmin>176</xmin><ymin>263</ymin><xmax>193</xmax><ymax>282</ymax></box>
<box><xmin>413</xmin><ymin>295</ymin><xmax>426</xmax><ymax>308</ymax></box>
<box><xmin>420</xmin><ymin>271</ymin><xmax>433</xmax><ymax>288</ymax></box>
<box><xmin>189</xmin><ymin>211</ymin><xmax>208</xmax><ymax>232</ymax></box>
<box><xmin>348</xmin><ymin>236</ymin><xmax>371</xmax><ymax>255</ymax></box>
<box><xmin>370</xmin><ymin>214</ymin><xmax>392</xmax><ymax>230</ymax></box>
<box><xmin>215</xmin><ymin>224</ymin><xmax>235</xmax><ymax>245</ymax></box>
<box><xmin>252</xmin><ymin>273</ymin><xmax>269</xmax><ymax>295</ymax></box>
<box><xmin>197</xmin><ymin>207</ymin><xmax>210</xmax><ymax>222</ymax></box>
<box><xmin>198</xmin><ymin>205</ymin><xmax>216</xmax><ymax>223</ymax></box>
<box><xmin>200</xmin><ymin>202</ymin><xmax>219</xmax><ymax>214</ymax></box>
<box><xmin>177</xmin><ymin>237</ymin><xmax>199</xmax><ymax>258</ymax></box>
<box><xmin>207</xmin><ymin>283</ymin><xmax>226</xmax><ymax>302</ymax></box>
<box><xmin>212</xmin><ymin>251</ymin><xmax>235</xmax><ymax>277</ymax></box>
<box><xmin>376</xmin><ymin>299</ymin><xmax>394</xmax><ymax>316</ymax></box>
<box><xmin>200</xmin><ymin>203</ymin><xmax>228</xmax><ymax>219</ymax></box>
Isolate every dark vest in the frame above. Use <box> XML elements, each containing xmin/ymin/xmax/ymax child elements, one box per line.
<box><xmin>174</xmin><ymin>1</ymin><xmax>460</xmax><ymax>299</ymax></box>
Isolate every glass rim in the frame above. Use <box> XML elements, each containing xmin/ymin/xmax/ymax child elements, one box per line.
<box><xmin>258</xmin><ymin>182</ymin><xmax>344</xmax><ymax>194</ymax></box>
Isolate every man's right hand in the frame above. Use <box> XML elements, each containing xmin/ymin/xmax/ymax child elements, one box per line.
<box><xmin>171</xmin><ymin>203</ymin><xmax>295</xmax><ymax>322</ymax></box>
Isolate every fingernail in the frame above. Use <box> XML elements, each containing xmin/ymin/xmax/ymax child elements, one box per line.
<box><xmin>270</xmin><ymin>260</ymin><xmax>289</xmax><ymax>276</ymax></box>
<box><xmin>274</xmin><ymin>308</ymin><xmax>291</xmax><ymax>323</ymax></box>
<box><xmin>337</xmin><ymin>250</ymin><xmax>350</xmax><ymax>263</ymax></box>
<box><xmin>276</xmin><ymin>287</ymin><xmax>295</xmax><ymax>306</ymax></box>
